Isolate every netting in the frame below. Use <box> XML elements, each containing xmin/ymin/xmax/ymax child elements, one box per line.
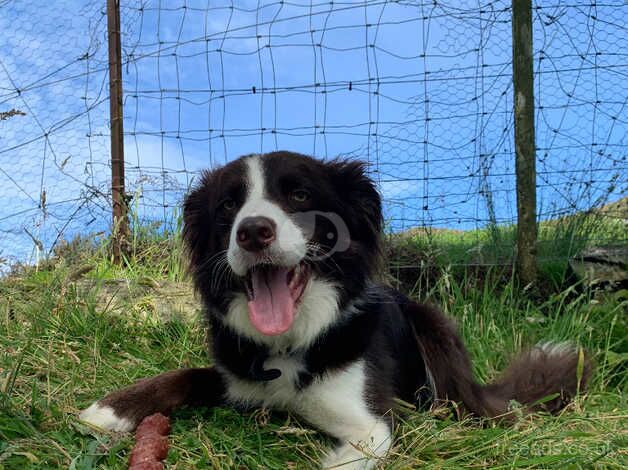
<box><xmin>1</xmin><ymin>0</ymin><xmax>626</xmax><ymax>270</ymax></box>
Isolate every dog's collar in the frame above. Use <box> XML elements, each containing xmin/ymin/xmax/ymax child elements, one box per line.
<box><xmin>249</xmin><ymin>356</ymin><xmax>282</xmax><ymax>381</ymax></box>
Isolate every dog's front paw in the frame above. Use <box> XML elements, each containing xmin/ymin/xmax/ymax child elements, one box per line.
<box><xmin>78</xmin><ymin>368</ymin><xmax>224</xmax><ymax>433</ymax></box>
<box><xmin>79</xmin><ymin>401</ymin><xmax>135</xmax><ymax>432</ymax></box>
<box><xmin>322</xmin><ymin>443</ymin><xmax>377</xmax><ymax>470</ymax></box>
<box><xmin>78</xmin><ymin>374</ymin><xmax>172</xmax><ymax>432</ymax></box>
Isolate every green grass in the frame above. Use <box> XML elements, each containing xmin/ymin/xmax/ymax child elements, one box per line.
<box><xmin>387</xmin><ymin>203</ymin><xmax>627</xmax><ymax>290</ymax></box>
<box><xmin>1</xmin><ymin>229</ymin><xmax>626</xmax><ymax>469</ymax></box>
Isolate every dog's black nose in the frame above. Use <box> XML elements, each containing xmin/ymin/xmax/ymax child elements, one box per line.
<box><xmin>236</xmin><ymin>216</ymin><xmax>276</xmax><ymax>252</ymax></box>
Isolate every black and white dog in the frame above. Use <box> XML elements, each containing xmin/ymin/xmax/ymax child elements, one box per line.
<box><xmin>80</xmin><ymin>151</ymin><xmax>589</xmax><ymax>469</ymax></box>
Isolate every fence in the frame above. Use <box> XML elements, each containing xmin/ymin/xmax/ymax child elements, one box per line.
<box><xmin>1</xmin><ymin>0</ymin><xmax>626</xmax><ymax>274</ymax></box>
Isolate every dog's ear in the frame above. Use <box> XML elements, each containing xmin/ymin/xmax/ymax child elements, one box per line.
<box><xmin>326</xmin><ymin>159</ymin><xmax>383</xmax><ymax>244</ymax></box>
<box><xmin>182</xmin><ymin>170</ymin><xmax>213</xmax><ymax>268</ymax></box>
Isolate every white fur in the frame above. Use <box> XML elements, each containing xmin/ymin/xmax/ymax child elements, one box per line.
<box><xmin>221</xmin><ymin>359</ymin><xmax>391</xmax><ymax>469</ymax></box>
<box><xmin>222</xmin><ymin>275</ymin><xmax>341</xmax><ymax>353</ymax></box>
<box><xmin>302</xmin><ymin>361</ymin><xmax>391</xmax><ymax>469</ymax></box>
<box><xmin>219</xmin><ymin>354</ymin><xmax>306</xmax><ymax>409</ymax></box>
<box><xmin>227</xmin><ymin>155</ymin><xmax>307</xmax><ymax>276</ymax></box>
<box><xmin>79</xmin><ymin>402</ymin><xmax>133</xmax><ymax>432</ymax></box>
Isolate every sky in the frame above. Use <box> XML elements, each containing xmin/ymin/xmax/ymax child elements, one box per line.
<box><xmin>0</xmin><ymin>0</ymin><xmax>626</xmax><ymax>269</ymax></box>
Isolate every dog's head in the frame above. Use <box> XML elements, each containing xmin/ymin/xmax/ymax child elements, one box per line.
<box><xmin>183</xmin><ymin>151</ymin><xmax>382</xmax><ymax>337</ymax></box>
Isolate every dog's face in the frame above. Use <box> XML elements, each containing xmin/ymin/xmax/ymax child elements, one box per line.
<box><xmin>183</xmin><ymin>151</ymin><xmax>382</xmax><ymax>337</ymax></box>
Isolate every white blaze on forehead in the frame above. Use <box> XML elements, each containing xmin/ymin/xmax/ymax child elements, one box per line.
<box><xmin>226</xmin><ymin>155</ymin><xmax>307</xmax><ymax>276</ymax></box>
<box><xmin>243</xmin><ymin>154</ymin><xmax>266</xmax><ymax>213</ymax></box>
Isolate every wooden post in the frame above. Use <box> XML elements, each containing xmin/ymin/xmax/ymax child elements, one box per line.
<box><xmin>512</xmin><ymin>0</ymin><xmax>537</xmax><ymax>286</ymax></box>
<box><xmin>106</xmin><ymin>0</ymin><xmax>129</xmax><ymax>263</ymax></box>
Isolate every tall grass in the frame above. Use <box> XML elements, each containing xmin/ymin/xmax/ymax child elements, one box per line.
<box><xmin>0</xmin><ymin>225</ymin><xmax>626</xmax><ymax>468</ymax></box>
<box><xmin>387</xmin><ymin>207</ymin><xmax>626</xmax><ymax>291</ymax></box>
<box><xmin>44</xmin><ymin>209</ymin><xmax>188</xmax><ymax>286</ymax></box>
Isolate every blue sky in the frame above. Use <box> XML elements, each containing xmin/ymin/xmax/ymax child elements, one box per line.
<box><xmin>0</xmin><ymin>0</ymin><xmax>626</xmax><ymax>268</ymax></box>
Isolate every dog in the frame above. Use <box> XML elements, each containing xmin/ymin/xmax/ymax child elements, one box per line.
<box><xmin>80</xmin><ymin>151</ymin><xmax>590</xmax><ymax>469</ymax></box>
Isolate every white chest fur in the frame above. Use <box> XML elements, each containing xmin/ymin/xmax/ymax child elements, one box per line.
<box><xmin>219</xmin><ymin>354</ymin><xmax>306</xmax><ymax>409</ymax></box>
<box><xmin>220</xmin><ymin>359</ymin><xmax>391</xmax><ymax>469</ymax></box>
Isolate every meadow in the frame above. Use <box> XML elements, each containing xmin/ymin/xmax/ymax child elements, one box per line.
<box><xmin>0</xmin><ymin>213</ymin><xmax>626</xmax><ymax>469</ymax></box>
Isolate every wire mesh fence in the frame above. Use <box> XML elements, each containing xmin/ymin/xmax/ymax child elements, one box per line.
<box><xmin>1</xmin><ymin>0</ymin><xmax>626</xmax><ymax>272</ymax></box>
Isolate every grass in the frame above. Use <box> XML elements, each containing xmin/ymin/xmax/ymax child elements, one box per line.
<box><xmin>0</xmin><ymin>222</ymin><xmax>626</xmax><ymax>469</ymax></box>
<box><xmin>387</xmin><ymin>199</ymin><xmax>627</xmax><ymax>290</ymax></box>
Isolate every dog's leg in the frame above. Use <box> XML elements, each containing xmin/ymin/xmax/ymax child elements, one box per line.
<box><xmin>320</xmin><ymin>421</ymin><xmax>391</xmax><ymax>470</ymax></box>
<box><xmin>79</xmin><ymin>367</ymin><xmax>225</xmax><ymax>431</ymax></box>
<box><xmin>299</xmin><ymin>361</ymin><xmax>392</xmax><ymax>469</ymax></box>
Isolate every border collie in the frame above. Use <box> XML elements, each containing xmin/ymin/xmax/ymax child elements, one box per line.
<box><xmin>81</xmin><ymin>151</ymin><xmax>590</xmax><ymax>469</ymax></box>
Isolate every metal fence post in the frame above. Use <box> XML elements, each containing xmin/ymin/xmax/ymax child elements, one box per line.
<box><xmin>512</xmin><ymin>0</ymin><xmax>537</xmax><ymax>286</ymax></box>
<box><xmin>106</xmin><ymin>0</ymin><xmax>129</xmax><ymax>263</ymax></box>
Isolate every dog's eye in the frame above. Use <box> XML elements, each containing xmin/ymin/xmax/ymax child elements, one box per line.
<box><xmin>290</xmin><ymin>189</ymin><xmax>310</xmax><ymax>203</ymax></box>
<box><xmin>220</xmin><ymin>198</ymin><xmax>237</xmax><ymax>212</ymax></box>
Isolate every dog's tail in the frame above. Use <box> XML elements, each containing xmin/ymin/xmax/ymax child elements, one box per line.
<box><xmin>404</xmin><ymin>301</ymin><xmax>591</xmax><ymax>419</ymax></box>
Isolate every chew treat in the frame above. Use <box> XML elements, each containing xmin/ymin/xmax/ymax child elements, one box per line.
<box><xmin>135</xmin><ymin>413</ymin><xmax>171</xmax><ymax>439</ymax></box>
<box><xmin>128</xmin><ymin>413</ymin><xmax>170</xmax><ymax>470</ymax></box>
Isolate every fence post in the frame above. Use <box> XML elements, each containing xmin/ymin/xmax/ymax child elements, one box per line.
<box><xmin>512</xmin><ymin>0</ymin><xmax>537</xmax><ymax>286</ymax></box>
<box><xmin>106</xmin><ymin>0</ymin><xmax>129</xmax><ymax>263</ymax></box>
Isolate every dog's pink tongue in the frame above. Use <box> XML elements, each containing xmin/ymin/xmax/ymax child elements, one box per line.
<box><xmin>248</xmin><ymin>267</ymin><xmax>295</xmax><ymax>336</ymax></box>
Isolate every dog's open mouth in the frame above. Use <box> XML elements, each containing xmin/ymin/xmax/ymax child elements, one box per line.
<box><xmin>244</xmin><ymin>261</ymin><xmax>310</xmax><ymax>336</ymax></box>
